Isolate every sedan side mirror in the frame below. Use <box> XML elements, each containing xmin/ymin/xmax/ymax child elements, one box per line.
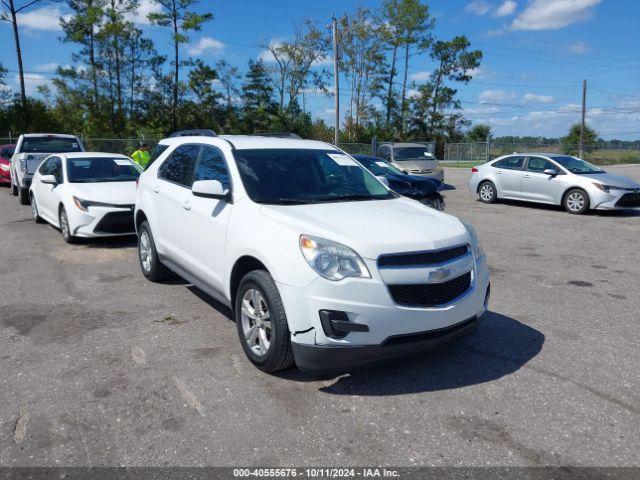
<box><xmin>40</xmin><ymin>174</ymin><xmax>58</xmax><ymax>185</ymax></box>
<box><xmin>376</xmin><ymin>175</ymin><xmax>389</xmax><ymax>187</ymax></box>
<box><xmin>192</xmin><ymin>180</ymin><xmax>231</xmax><ymax>202</ymax></box>
<box><xmin>543</xmin><ymin>168</ymin><xmax>558</xmax><ymax>176</ymax></box>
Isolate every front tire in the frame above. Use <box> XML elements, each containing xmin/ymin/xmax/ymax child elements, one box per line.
<box><xmin>235</xmin><ymin>270</ymin><xmax>294</xmax><ymax>373</ymax></box>
<box><xmin>30</xmin><ymin>194</ymin><xmax>44</xmax><ymax>223</ymax></box>
<box><xmin>59</xmin><ymin>206</ymin><xmax>76</xmax><ymax>244</ymax></box>
<box><xmin>478</xmin><ymin>181</ymin><xmax>497</xmax><ymax>204</ymax></box>
<box><xmin>563</xmin><ymin>188</ymin><xmax>589</xmax><ymax>214</ymax></box>
<box><xmin>18</xmin><ymin>187</ymin><xmax>29</xmax><ymax>205</ymax></box>
<box><xmin>138</xmin><ymin>221</ymin><xmax>171</xmax><ymax>281</ymax></box>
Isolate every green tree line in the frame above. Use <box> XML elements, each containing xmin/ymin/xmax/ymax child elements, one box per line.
<box><xmin>1</xmin><ymin>0</ymin><xmax>483</xmax><ymax>145</ymax></box>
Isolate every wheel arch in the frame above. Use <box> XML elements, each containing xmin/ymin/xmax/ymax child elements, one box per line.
<box><xmin>135</xmin><ymin>209</ymin><xmax>148</xmax><ymax>233</ymax></box>
<box><xmin>230</xmin><ymin>256</ymin><xmax>269</xmax><ymax>313</ymax></box>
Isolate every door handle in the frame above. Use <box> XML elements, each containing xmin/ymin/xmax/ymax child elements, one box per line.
<box><xmin>183</xmin><ymin>201</ymin><xmax>191</xmax><ymax>211</ymax></box>
<box><xmin>153</xmin><ymin>186</ymin><xmax>159</xmax><ymax>193</ymax></box>
<box><xmin>523</xmin><ymin>174</ymin><xmax>531</xmax><ymax>178</ymax></box>
<box><xmin>496</xmin><ymin>170</ymin><xmax>503</xmax><ymax>174</ymax></box>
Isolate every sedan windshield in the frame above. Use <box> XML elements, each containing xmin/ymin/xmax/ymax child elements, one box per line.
<box><xmin>22</xmin><ymin>137</ymin><xmax>82</xmax><ymax>153</ymax></box>
<box><xmin>67</xmin><ymin>157</ymin><xmax>141</xmax><ymax>183</ymax></box>
<box><xmin>234</xmin><ymin>149</ymin><xmax>395</xmax><ymax>205</ymax></box>
<box><xmin>550</xmin><ymin>156</ymin><xmax>604</xmax><ymax>174</ymax></box>
<box><xmin>356</xmin><ymin>157</ymin><xmax>404</xmax><ymax>176</ymax></box>
<box><xmin>394</xmin><ymin>147</ymin><xmax>433</xmax><ymax>161</ymax></box>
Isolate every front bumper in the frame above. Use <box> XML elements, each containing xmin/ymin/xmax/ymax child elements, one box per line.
<box><xmin>69</xmin><ymin>206</ymin><xmax>136</xmax><ymax>238</ymax></box>
<box><xmin>409</xmin><ymin>169</ymin><xmax>445</xmax><ymax>182</ymax></box>
<box><xmin>590</xmin><ymin>188</ymin><xmax>640</xmax><ymax>210</ymax></box>
<box><xmin>292</xmin><ymin>313</ymin><xmax>483</xmax><ymax>372</ymax></box>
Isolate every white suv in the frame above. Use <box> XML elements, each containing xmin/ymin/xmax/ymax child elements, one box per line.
<box><xmin>135</xmin><ymin>131</ymin><xmax>490</xmax><ymax>373</ymax></box>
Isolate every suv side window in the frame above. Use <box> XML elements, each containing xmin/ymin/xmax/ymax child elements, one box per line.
<box><xmin>194</xmin><ymin>146</ymin><xmax>230</xmax><ymax>189</ymax></box>
<box><xmin>377</xmin><ymin>146</ymin><xmax>391</xmax><ymax>160</ymax></box>
<box><xmin>495</xmin><ymin>156</ymin><xmax>525</xmax><ymax>170</ymax></box>
<box><xmin>159</xmin><ymin>144</ymin><xmax>200</xmax><ymax>187</ymax></box>
<box><xmin>526</xmin><ymin>157</ymin><xmax>555</xmax><ymax>173</ymax></box>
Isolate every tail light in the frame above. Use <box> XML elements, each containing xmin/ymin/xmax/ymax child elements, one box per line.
<box><xmin>471</xmin><ymin>167</ymin><xmax>478</xmax><ymax>173</ymax></box>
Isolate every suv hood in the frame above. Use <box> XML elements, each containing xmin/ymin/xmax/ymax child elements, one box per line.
<box><xmin>394</xmin><ymin>159</ymin><xmax>437</xmax><ymax>172</ymax></box>
<box><xmin>581</xmin><ymin>172</ymin><xmax>640</xmax><ymax>189</ymax></box>
<box><xmin>260</xmin><ymin>197</ymin><xmax>469</xmax><ymax>259</ymax></box>
<box><xmin>68</xmin><ymin>182</ymin><xmax>137</xmax><ymax>205</ymax></box>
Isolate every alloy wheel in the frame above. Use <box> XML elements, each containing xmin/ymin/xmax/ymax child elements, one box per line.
<box><xmin>31</xmin><ymin>198</ymin><xmax>38</xmax><ymax>220</ymax></box>
<box><xmin>480</xmin><ymin>184</ymin><xmax>494</xmax><ymax>201</ymax></box>
<box><xmin>240</xmin><ymin>288</ymin><xmax>272</xmax><ymax>357</ymax></box>
<box><xmin>60</xmin><ymin>211</ymin><xmax>70</xmax><ymax>239</ymax></box>
<box><xmin>139</xmin><ymin>230</ymin><xmax>152</xmax><ymax>273</ymax></box>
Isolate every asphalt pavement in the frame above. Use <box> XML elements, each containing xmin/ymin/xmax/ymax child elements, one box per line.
<box><xmin>1</xmin><ymin>165</ymin><xmax>639</xmax><ymax>467</ymax></box>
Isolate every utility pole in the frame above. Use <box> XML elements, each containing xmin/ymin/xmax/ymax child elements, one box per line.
<box><xmin>579</xmin><ymin>79</ymin><xmax>587</xmax><ymax>158</ymax></box>
<box><xmin>331</xmin><ymin>15</ymin><xmax>340</xmax><ymax>146</ymax></box>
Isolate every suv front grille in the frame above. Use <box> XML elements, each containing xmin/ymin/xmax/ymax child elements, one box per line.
<box><xmin>378</xmin><ymin>245</ymin><xmax>468</xmax><ymax>268</ymax></box>
<box><xmin>388</xmin><ymin>272</ymin><xmax>472</xmax><ymax>307</ymax></box>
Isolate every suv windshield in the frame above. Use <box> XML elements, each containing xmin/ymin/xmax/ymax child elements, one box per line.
<box><xmin>550</xmin><ymin>156</ymin><xmax>604</xmax><ymax>174</ymax></box>
<box><xmin>21</xmin><ymin>137</ymin><xmax>82</xmax><ymax>153</ymax></box>
<box><xmin>357</xmin><ymin>157</ymin><xmax>404</xmax><ymax>176</ymax></box>
<box><xmin>67</xmin><ymin>157</ymin><xmax>141</xmax><ymax>183</ymax></box>
<box><xmin>234</xmin><ymin>149</ymin><xmax>395</xmax><ymax>205</ymax></box>
<box><xmin>393</xmin><ymin>147</ymin><xmax>433</xmax><ymax>161</ymax></box>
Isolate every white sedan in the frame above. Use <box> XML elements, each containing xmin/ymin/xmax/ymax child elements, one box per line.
<box><xmin>29</xmin><ymin>152</ymin><xmax>142</xmax><ymax>243</ymax></box>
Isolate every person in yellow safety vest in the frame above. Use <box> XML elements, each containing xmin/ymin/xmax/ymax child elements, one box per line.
<box><xmin>131</xmin><ymin>142</ymin><xmax>151</xmax><ymax>169</ymax></box>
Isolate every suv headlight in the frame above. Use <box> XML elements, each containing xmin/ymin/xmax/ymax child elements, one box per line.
<box><xmin>461</xmin><ymin>221</ymin><xmax>485</xmax><ymax>261</ymax></box>
<box><xmin>300</xmin><ymin>235</ymin><xmax>370</xmax><ymax>281</ymax></box>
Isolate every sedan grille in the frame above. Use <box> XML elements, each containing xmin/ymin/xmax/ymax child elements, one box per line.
<box><xmin>378</xmin><ymin>245</ymin><xmax>468</xmax><ymax>268</ymax></box>
<box><xmin>94</xmin><ymin>211</ymin><xmax>135</xmax><ymax>234</ymax></box>
<box><xmin>615</xmin><ymin>193</ymin><xmax>640</xmax><ymax>208</ymax></box>
<box><xmin>388</xmin><ymin>272</ymin><xmax>472</xmax><ymax>307</ymax></box>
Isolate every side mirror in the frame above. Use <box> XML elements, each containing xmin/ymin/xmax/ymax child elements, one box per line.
<box><xmin>192</xmin><ymin>180</ymin><xmax>231</xmax><ymax>202</ymax></box>
<box><xmin>543</xmin><ymin>168</ymin><xmax>558</xmax><ymax>176</ymax></box>
<box><xmin>40</xmin><ymin>174</ymin><xmax>58</xmax><ymax>185</ymax></box>
<box><xmin>376</xmin><ymin>175</ymin><xmax>389</xmax><ymax>187</ymax></box>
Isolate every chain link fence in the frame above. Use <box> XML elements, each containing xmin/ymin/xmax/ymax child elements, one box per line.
<box><xmin>444</xmin><ymin>141</ymin><xmax>640</xmax><ymax>166</ymax></box>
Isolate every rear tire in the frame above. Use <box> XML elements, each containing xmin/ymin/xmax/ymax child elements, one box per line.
<box><xmin>138</xmin><ymin>221</ymin><xmax>171</xmax><ymax>281</ymax></box>
<box><xmin>18</xmin><ymin>187</ymin><xmax>29</xmax><ymax>205</ymax></box>
<box><xmin>478</xmin><ymin>181</ymin><xmax>497</xmax><ymax>204</ymax></box>
<box><xmin>235</xmin><ymin>270</ymin><xmax>294</xmax><ymax>373</ymax></box>
<box><xmin>59</xmin><ymin>206</ymin><xmax>76</xmax><ymax>244</ymax></box>
<box><xmin>30</xmin><ymin>194</ymin><xmax>44</xmax><ymax>223</ymax></box>
<box><xmin>563</xmin><ymin>188</ymin><xmax>589</xmax><ymax>214</ymax></box>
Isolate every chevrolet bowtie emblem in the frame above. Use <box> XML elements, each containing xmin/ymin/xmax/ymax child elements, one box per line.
<box><xmin>429</xmin><ymin>268</ymin><xmax>451</xmax><ymax>282</ymax></box>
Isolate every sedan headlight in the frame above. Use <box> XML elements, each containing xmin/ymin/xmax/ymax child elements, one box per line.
<box><xmin>299</xmin><ymin>234</ymin><xmax>370</xmax><ymax>281</ymax></box>
<box><xmin>461</xmin><ymin>221</ymin><xmax>485</xmax><ymax>260</ymax></box>
<box><xmin>73</xmin><ymin>196</ymin><xmax>125</xmax><ymax>211</ymax></box>
<box><xmin>592</xmin><ymin>183</ymin><xmax>628</xmax><ymax>193</ymax></box>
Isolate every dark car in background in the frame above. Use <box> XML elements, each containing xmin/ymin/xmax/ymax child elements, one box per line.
<box><xmin>0</xmin><ymin>144</ymin><xmax>16</xmax><ymax>185</ymax></box>
<box><xmin>353</xmin><ymin>154</ymin><xmax>445</xmax><ymax>211</ymax></box>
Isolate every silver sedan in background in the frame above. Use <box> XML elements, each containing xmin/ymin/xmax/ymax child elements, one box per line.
<box><xmin>468</xmin><ymin>153</ymin><xmax>640</xmax><ymax>214</ymax></box>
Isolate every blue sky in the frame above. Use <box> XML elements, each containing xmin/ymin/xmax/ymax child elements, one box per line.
<box><xmin>1</xmin><ymin>0</ymin><xmax>639</xmax><ymax>139</ymax></box>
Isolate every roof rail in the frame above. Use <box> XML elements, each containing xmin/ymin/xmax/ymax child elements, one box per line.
<box><xmin>251</xmin><ymin>132</ymin><xmax>302</xmax><ymax>139</ymax></box>
<box><xmin>169</xmin><ymin>129</ymin><xmax>217</xmax><ymax>138</ymax></box>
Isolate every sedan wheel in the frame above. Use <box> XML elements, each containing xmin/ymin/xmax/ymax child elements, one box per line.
<box><xmin>564</xmin><ymin>188</ymin><xmax>589</xmax><ymax>214</ymax></box>
<box><xmin>31</xmin><ymin>195</ymin><xmax>43</xmax><ymax>223</ymax></box>
<box><xmin>59</xmin><ymin>207</ymin><xmax>76</xmax><ymax>244</ymax></box>
<box><xmin>478</xmin><ymin>181</ymin><xmax>497</xmax><ymax>204</ymax></box>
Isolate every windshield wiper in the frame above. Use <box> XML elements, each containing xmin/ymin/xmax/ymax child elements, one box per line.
<box><xmin>316</xmin><ymin>194</ymin><xmax>389</xmax><ymax>202</ymax></box>
<box><xmin>254</xmin><ymin>198</ymin><xmax>313</xmax><ymax>205</ymax></box>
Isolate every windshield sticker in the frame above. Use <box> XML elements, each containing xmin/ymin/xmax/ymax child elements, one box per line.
<box><xmin>114</xmin><ymin>159</ymin><xmax>132</xmax><ymax>166</ymax></box>
<box><xmin>72</xmin><ymin>143</ymin><xmax>79</xmax><ymax>148</ymax></box>
<box><xmin>375</xmin><ymin>161</ymin><xmax>389</xmax><ymax>168</ymax></box>
<box><xmin>72</xmin><ymin>160</ymin><xmax>91</xmax><ymax>167</ymax></box>
<box><xmin>327</xmin><ymin>153</ymin><xmax>358</xmax><ymax>167</ymax></box>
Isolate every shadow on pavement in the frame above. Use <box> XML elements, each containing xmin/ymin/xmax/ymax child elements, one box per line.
<box><xmin>282</xmin><ymin>311</ymin><xmax>544</xmax><ymax>395</ymax></box>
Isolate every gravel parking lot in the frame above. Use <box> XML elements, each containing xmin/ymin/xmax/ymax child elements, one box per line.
<box><xmin>1</xmin><ymin>165</ymin><xmax>639</xmax><ymax>467</ymax></box>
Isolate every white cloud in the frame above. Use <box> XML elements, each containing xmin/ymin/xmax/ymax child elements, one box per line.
<box><xmin>18</xmin><ymin>7</ymin><xmax>71</xmax><ymax>31</ymax></box>
<box><xmin>510</xmin><ymin>0</ymin><xmax>601</xmax><ymax>31</ymax></box>
<box><xmin>409</xmin><ymin>71</ymin><xmax>431</xmax><ymax>82</ymax></box>
<box><xmin>407</xmin><ymin>89</ymin><xmax>421</xmax><ymax>99</ymax></box>
<box><xmin>35</xmin><ymin>62</ymin><xmax>59</xmax><ymax>73</ymax></box>
<box><xmin>468</xmin><ymin>67</ymin><xmax>493</xmax><ymax>79</ymax></box>
<box><xmin>568</xmin><ymin>41</ymin><xmax>589</xmax><ymax>55</ymax></box>
<box><xmin>124</xmin><ymin>0</ymin><xmax>164</xmax><ymax>25</ymax></box>
<box><xmin>188</xmin><ymin>37</ymin><xmax>225</xmax><ymax>56</ymax></box>
<box><xmin>258</xmin><ymin>40</ymin><xmax>283</xmax><ymax>63</ymax></box>
<box><xmin>464</xmin><ymin>1</ymin><xmax>491</xmax><ymax>15</ymax></box>
<box><xmin>524</xmin><ymin>93</ymin><xmax>555</xmax><ymax>103</ymax></box>
<box><xmin>494</xmin><ymin>0</ymin><xmax>517</xmax><ymax>17</ymax></box>
<box><xmin>15</xmin><ymin>73</ymin><xmax>51</xmax><ymax>95</ymax></box>
<box><xmin>478</xmin><ymin>89</ymin><xmax>516</xmax><ymax>103</ymax></box>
